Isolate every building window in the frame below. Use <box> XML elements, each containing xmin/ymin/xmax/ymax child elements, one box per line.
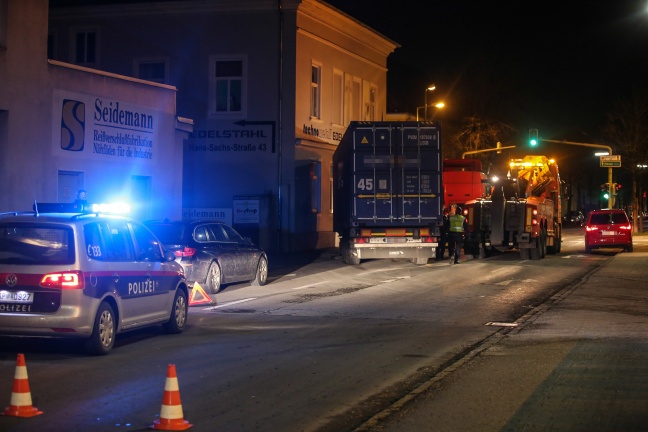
<box><xmin>72</xmin><ymin>27</ymin><xmax>99</xmax><ymax>66</ymax></box>
<box><xmin>0</xmin><ymin>0</ymin><xmax>7</xmax><ymax>50</ymax></box>
<box><xmin>310</xmin><ymin>63</ymin><xmax>322</xmax><ymax>119</ymax></box>
<box><xmin>209</xmin><ymin>57</ymin><xmax>246</xmax><ymax>117</ymax></box>
<box><xmin>351</xmin><ymin>78</ymin><xmax>361</xmax><ymax>121</ymax></box>
<box><xmin>135</xmin><ymin>58</ymin><xmax>168</xmax><ymax>84</ymax></box>
<box><xmin>332</xmin><ymin>70</ymin><xmax>344</xmax><ymax>126</ymax></box>
<box><xmin>364</xmin><ymin>83</ymin><xmax>377</xmax><ymax>121</ymax></box>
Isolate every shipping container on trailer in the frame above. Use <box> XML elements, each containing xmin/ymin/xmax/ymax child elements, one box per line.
<box><xmin>333</xmin><ymin>121</ymin><xmax>443</xmax><ymax>265</ymax></box>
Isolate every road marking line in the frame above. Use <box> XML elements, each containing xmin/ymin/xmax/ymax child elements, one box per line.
<box><xmin>358</xmin><ymin>268</ymin><xmax>400</xmax><ymax>276</ymax></box>
<box><xmin>208</xmin><ymin>297</ymin><xmax>257</xmax><ymax>310</ymax></box>
<box><xmin>292</xmin><ymin>281</ymin><xmax>328</xmax><ymax>290</ymax></box>
<box><xmin>485</xmin><ymin>322</ymin><xmax>518</xmax><ymax>327</ymax></box>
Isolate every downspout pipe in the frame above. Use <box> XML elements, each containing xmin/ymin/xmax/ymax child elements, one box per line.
<box><xmin>277</xmin><ymin>0</ymin><xmax>284</xmax><ymax>251</ymax></box>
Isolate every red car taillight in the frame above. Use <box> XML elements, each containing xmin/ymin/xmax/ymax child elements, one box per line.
<box><xmin>174</xmin><ymin>247</ymin><xmax>196</xmax><ymax>257</ymax></box>
<box><xmin>40</xmin><ymin>271</ymin><xmax>84</xmax><ymax>289</ymax></box>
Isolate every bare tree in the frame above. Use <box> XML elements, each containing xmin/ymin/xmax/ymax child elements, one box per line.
<box><xmin>603</xmin><ymin>96</ymin><xmax>648</xmax><ymax>231</ymax></box>
<box><xmin>452</xmin><ymin>116</ymin><xmax>515</xmax><ymax>158</ymax></box>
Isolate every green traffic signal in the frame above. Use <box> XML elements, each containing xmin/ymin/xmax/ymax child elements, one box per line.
<box><xmin>529</xmin><ymin>128</ymin><xmax>539</xmax><ymax>147</ymax></box>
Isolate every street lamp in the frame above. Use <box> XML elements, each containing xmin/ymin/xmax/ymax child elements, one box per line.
<box><xmin>424</xmin><ymin>85</ymin><xmax>436</xmax><ymax>121</ymax></box>
<box><xmin>416</xmin><ymin>101</ymin><xmax>445</xmax><ymax>121</ymax></box>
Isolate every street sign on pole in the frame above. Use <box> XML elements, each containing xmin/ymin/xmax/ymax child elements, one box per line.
<box><xmin>600</xmin><ymin>155</ymin><xmax>621</xmax><ymax>168</ymax></box>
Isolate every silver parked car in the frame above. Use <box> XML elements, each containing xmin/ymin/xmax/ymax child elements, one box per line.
<box><xmin>145</xmin><ymin>220</ymin><xmax>268</xmax><ymax>293</ymax></box>
<box><xmin>0</xmin><ymin>207</ymin><xmax>189</xmax><ymax>355</ymax></box>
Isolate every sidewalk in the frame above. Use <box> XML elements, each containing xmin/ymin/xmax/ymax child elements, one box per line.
<box><xmin>266</xmin><ymin>248</ymin><xmax>340</xmax><ymax>272</ymax></box>
<box><xmin>371</xmin><ymin>252</ymin><xmax>648</xmax><ymax>432</ymax></box>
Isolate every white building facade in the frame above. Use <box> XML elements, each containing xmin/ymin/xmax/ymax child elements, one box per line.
<box><xmin>0</xmin><ymin>0</ymin><xmax>190</xmax><ymax>220</ymax></box>
<box><xmin>49</xmin><ymin>0</ymin><xmax>398</xmax><ymax>251</ymax></box>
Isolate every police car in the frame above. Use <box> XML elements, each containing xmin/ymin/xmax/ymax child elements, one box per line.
<box><xmin>0</xmin><ymin>203</ymin><xmax>189</xmax><ymax>355</ymax></box>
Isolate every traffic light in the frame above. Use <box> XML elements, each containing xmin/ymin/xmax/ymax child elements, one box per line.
<box><xmin>601</xmin><ymin>183</ymin><xmax>609</xmax><ymax>200</ymax></box>
<box><xmin>529</xmin><ymin>129</ymin><xmax>539</xmax><ymax>147</ymax></box>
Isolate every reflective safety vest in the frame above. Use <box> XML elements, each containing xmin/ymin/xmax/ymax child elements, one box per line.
<box><xmin>449</xmin><ymin>214</ymin><xmax>465</xmax><ymax>233</ymax></box>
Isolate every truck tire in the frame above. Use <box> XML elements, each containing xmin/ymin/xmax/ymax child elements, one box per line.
<box><xmin>519</xmin><ymin>247</ymin><xmax>530</xmax><ymax>260</ymax></box>
<box><xmin>529</xmin><ymin>237</ymin><xmax>542</xmax><ymax>260</ymax></box>
<box><xmin>341</xmin><ymin>244</ymin><xmax>361</xmax><ymax>265</ymax></box>
<box><xmin>547</xmin><ymin>225</ymin><xmax>561</xmax><ymax>254</ymax></box>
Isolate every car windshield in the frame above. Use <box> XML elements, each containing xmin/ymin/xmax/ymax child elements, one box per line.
<box><xmin>0</xmin><ymin>224</ymin><xmax>74</xmax><ymax>264</ymax></box>
<box><xmin>589</xmin><ymin>213</ymin><xmax>628</xmax><ymax>225</ymax></box>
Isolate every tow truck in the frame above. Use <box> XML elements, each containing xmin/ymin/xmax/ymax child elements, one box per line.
<box><xmin>463</xmin><ymin>155</ymin><xmax>562</xmax><ymax>260</ymax></box>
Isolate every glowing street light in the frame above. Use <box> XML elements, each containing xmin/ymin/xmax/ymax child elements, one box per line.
<box><xmin>416</xmin><ymin>101</ymin><xmax>445</xmax><ymax>121</ymax></box>
<box><xmin>424</xmin><ymin>85</ymin><xmax>436</xmax><ymax>121</ymax></box>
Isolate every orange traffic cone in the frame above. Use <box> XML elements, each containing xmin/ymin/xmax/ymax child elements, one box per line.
<box><xmin>150</xmin><ymin>364</ymin><xmax>192</xmax><ymax>430</ymax></box>
<box><xmin>3</xmin><ymin>353</ymin><xmax>43</xmax><ymax>418</ymax></box>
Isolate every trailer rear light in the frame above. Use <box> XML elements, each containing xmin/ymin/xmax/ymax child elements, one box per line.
<box><xmin>360</xmin><ymin>229</ymin><xmax>372</xmax><ymax>236</ymax></box>
<box><xmin>354</xmin><ymin>237</ymin><xmax>367</xmax><ymax>244</ymax></box>
<box><xmin>420</xmin><ymin>228</ymin><xmax>430</xmax><ymax>236</ymax></box>
<box><xmin>174</xmin><ymin>247</ymin><xmax>196</xmax><ymax>257</ymax></box>
<box><xmin>40</xmin><ymin>271</ymin><xmax>84</xmax><ymax>289</ymax></box>
<box><xmin>423</xmin><ymin>237</ymin><xmax>436</xmax><ymax>243</ymax></box>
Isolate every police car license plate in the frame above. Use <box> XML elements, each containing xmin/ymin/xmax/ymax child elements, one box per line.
<box><xmin>602</xmin><ymin>231</ymin><xmax>615</xmax><ymax>236</ymax></box>
<box><xmin>0</xmin><ymin>290</ymin><xmax>34</xmax><ymax>304</ymax></box>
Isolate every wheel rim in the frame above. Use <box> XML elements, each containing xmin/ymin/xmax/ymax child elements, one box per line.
<box><xmin>258</xmin><ymin>258</ymin><xmax>268</xmax><ymax>284</ymax></box>
<box><xmin>208</xmin><ymin>264</ymin><xmax>221</xmax><ymax>291</ymax></box>
<box><xmin>174</xmin><ymin>294</ymin><xmax>187</xmax><ymax>328</ymax></box>
<box><xmin>99</xmin><ymin>309</ymin><xmax>115</xmax><ymax>348</ymax></box>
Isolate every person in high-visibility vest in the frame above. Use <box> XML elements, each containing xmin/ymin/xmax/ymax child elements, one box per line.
<box><xmin>447</xmin><ymin>204</ymin><xmax>469</xmax><ymax>264</ymax></box>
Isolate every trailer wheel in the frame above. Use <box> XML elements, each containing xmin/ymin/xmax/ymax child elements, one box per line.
<box><xmin>341</xmin><ymin>244</ymin><xmax>361</xmax><ymax>265</ymax></box>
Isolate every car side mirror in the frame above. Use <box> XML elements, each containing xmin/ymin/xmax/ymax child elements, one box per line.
<box><xmin>164</xmin><ymin>250</ymin><xmax>176</xmax><ymax>262</ymax></box>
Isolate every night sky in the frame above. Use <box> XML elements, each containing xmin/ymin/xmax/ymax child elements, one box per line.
<box><xmin>326</xmin><ymin>0</ymin><xmax>648</xmax><ymax>144</ymax></box>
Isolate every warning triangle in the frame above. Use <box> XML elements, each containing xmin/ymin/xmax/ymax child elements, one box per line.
<box><xmin>189</xmin><ymin>282</ymin><xmax>215</xmax><ymax>306</ymax></box>
<box><xmin>360</xmin><ymin>136</ymin><xmax>369</xmax><ymax>144</ymax></box>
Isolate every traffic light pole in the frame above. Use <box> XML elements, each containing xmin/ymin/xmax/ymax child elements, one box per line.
<box><xmin>541</xmin><ymin>139</ymin><xmax>614</xmax><ymax>209</ymax></box>
<box><xmin>461</xmin><ymin>142</ymin><xmax>516</xmax><ymax>159</ymax></box>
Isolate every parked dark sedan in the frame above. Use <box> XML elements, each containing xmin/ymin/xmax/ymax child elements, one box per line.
<box><xmin>146</xmin><ymin>220</ymin><xmax>268</xmax><ymax>293</ymax></box>
<box><xmin>563</xmin><ymin>210</ymin><xmax>585</xmax><ymax>226</ymax></box>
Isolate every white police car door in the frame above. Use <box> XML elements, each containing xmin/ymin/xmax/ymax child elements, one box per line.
<box><xmin>105</xmin><ymin>220</ymin><xmax>170</xmax><ymax>328</ymax></box>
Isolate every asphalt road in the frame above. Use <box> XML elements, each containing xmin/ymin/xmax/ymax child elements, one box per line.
<box><xmin>0</xmin><ymin>228</ymin><xmax>645</xmax><ymax>432</ymax></box>
<box><xmin>367</xmin><ymin>233</ymin><xmax>648</xmax><ymax>432</ymax></box>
